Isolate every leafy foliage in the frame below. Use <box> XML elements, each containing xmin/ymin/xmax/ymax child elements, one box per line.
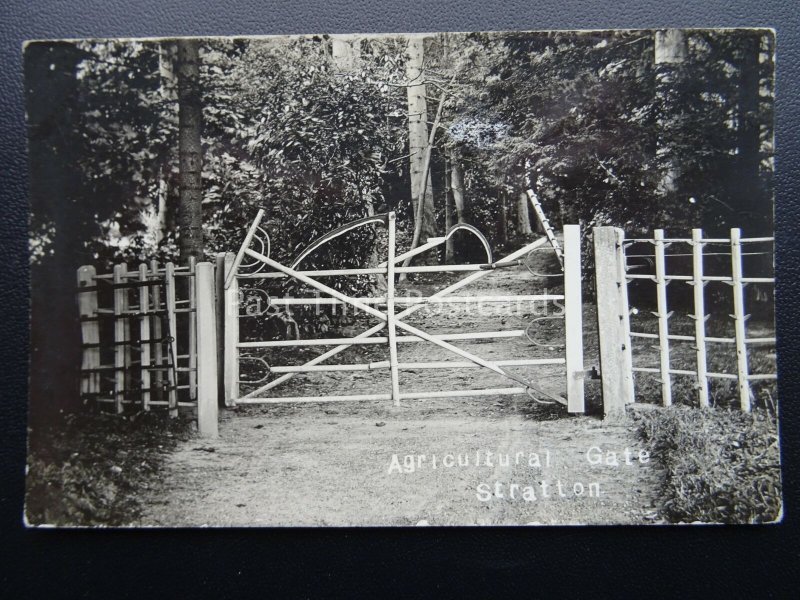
<box><xmin>31</xmin><ymin>30</ymin><xmax>773</xmax><ymax>272</ymax></box>
<box><xmin>636</xmin><ymin>406</ymin><xmax>781</xmax><ymax>523</ymax></box>
<box><xmin>25</xmin><ymin>411</ymin><xmax>194</xmax><ymax>526</ymax></box>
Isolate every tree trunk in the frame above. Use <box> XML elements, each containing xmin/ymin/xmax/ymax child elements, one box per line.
<box><xmin>446</xmin><ymin>153</ymin><xmax>466</xmax><ymax>263</ymax></box>
<box><xmin>450</xmin><ymin>159</ymin><xmax>466</xmax><ymax>224</ymax></box>
<box><xmin>735</xmin><ymin>31</ymin><xmax>761</xmax><ymax>224</ymax></box>
<box><xmin>176</xmin><ymin>38</ymin><xmax>203</xmax><ymax>263</ymax></box>
<box><xmin>497</xmin><ymin>190</ymin><xmax>508</xmax><ymax>247</ymax></box>
<box><xmin>444</xmin><ymin>156</ymin><xmax>454</xmax><ymax>263</ymax></box>
<box><xmin>515</xmin><ymin>190</ymin><xmax>533</xmax><ymax>236</ymax></box>
<box><xmin>405</xmin><ymin>36</ymin><xmax>436</xmax><ymax>262</ymax></box>
<box><xmin>156</xmin><ymin>41</ymin><xmax>177</xmax><ymax>245</ymax></box>
<box><xmin>654</xmin><ymin>29</ymin><xmax>687</xmax><ymax>197</ymax></box>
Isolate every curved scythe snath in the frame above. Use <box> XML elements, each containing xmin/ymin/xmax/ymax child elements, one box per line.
<box><xmin>290</xmin><ymin>213</ymin><xmax>391</xmax><ymax>270</ymax></box>
<box><xmin>442</xmin><ymin>223</ymin><xmax>493</xmax><ymax>265</ymax></box>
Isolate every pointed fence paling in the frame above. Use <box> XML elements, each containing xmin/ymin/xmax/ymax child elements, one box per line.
<box><xmin>603</xmin><ymin>227</ymin><xmax>776</xmax><ymax>412</ymax></box>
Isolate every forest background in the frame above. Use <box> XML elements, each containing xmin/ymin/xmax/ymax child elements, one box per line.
<box><xmin>26</xmin><ymin>29</ymin><xmax>775</xmax><ymax>421</ymax></box>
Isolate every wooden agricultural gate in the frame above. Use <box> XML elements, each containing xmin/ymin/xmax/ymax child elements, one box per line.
<box><xmin>221</xmin><ymin>210</ymin><xmax>586</xmax><ymax>412</ymax></box>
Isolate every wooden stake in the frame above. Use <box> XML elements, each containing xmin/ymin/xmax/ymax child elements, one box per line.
<box><xmin>654</xmin><ymin>229</ymin><xmax>673</xmax><ymax>406</ymax></box>
<box><xmin>139</xmin><ymin>263</ymin><xmax>151</xmax><ymax>411</ymax></box>
<box><xmin>386</xmin><ymin>212</ymin><xmax>401</xmax><ymax>405</ymax></box>
<box><xmin>526</xmin><ymin>188</ymin><xmax>563</xmax><ymax>265</ymax></box>
<box><xmin>691</xmin><ymin>229</ymin><xmax>710</xmax><ymax>407</ymax></box>
<box><xmin>195</xmin><ymin>262</ymin><xmax>219</xmax><ymax>437</ymax></box>
<box><xmin>113</xmin><ymin>264</ymin><xmax>129</xmax><ymax>414</ymax></box>
<box><xmin>730</xmin><ymin>228</ymin><xmax>752</xmax><ymax>411</ymax></box>
<box><xmin>188</xmin><ymin>256</ymin><xmax>197</xmax><ymax>401</ymax></box>
<box><xmin>165</xmin><ymin>262</ymin><xmax>179</xmax><ymax>417</ymax></box>
<box><xmin>215</xmin><ymin>253</ymin><xmax>226</xmax><ymax>406</ymax></box>
<box><xmin>77</xmin><ymin>266</ymin><xmax>99</xmax><ymax>400</ymax></box>
<box><xmin>223</xmin><ymin>252</ymin><xmax>239</xmax><ymax>405</ymax></box>
<box><xmin>150</xmin><ymin>259</ymin><xmax>163</xmax><ymax>404</ymax></box>
<box><xmin>563</xmin><ymin>224</ymin><xmax>584</xmax><ymax>413</ymax></box>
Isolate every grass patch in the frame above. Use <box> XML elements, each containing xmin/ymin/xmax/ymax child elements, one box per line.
<box><xmin>635</xmin><ymin>406</ymin><xmax>782</xmax><ymax>524</ymax></box>
<box><xmin>25</xmin><ymin>411</ymin><xmax>194</xmax><ymax>527</ymax></box>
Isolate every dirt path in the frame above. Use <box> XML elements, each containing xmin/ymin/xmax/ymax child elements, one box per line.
<box><xmin>139</xmin><ymin>408</ymin><xmax>660</xmax><ymax>526</ymax></box>
<box><xmin>138</xmin><ymin>243</ymin><xmax>662</xmax><ymax>526</ymax></box>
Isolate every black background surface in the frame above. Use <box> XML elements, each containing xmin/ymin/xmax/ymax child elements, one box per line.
<box><xmin>1</xmin><ymin>1</ymin><xmax>798</xmax><ymax>597</ymax></box>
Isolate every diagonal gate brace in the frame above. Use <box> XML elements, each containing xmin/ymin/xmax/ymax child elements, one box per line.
<box><xmin>241</xmin><ymin>246</ymin><xmax>565</xmax><ymax>405</ymax></box>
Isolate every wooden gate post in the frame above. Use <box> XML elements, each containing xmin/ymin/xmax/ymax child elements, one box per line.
<box><xmin>223</xmin><ymin>252</ymin><xmax>239</xmax><ymax>406</ymax></box>
<box><xmin>594</xmin><ymin>227</ymin><xmax>634</xmax><ymax>415</ymax></box>
<box><xmin>195</xmin><ymin>262</ymin><xmax>219</xmax><ymax>437</ymax></box>
<box><xmin>386</xmin><ymin>212</ymin><xmax>401</xmax><ymax>406</ymax></box>
<box><xmin>215</xmin><ymin>252</ymin><xmax>226</xmax><ymax>406</ymax></box>
<box><xmin>563</xmin><ymin>224</ymin><xmax>584</xmax><ymax>413</ymax></box>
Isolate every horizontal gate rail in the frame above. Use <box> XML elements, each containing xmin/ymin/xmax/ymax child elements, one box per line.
<box><xmin>626</xmin><ymin>273</ymin><xmax>774</xmax><ymax>284</ymax></box>
<box><xmin>237</xmin><ymin>330</ymin><xmax>525</xmax><ymax>348</ymax></box>
<box><xmin>262</xmin><ymin>358</ymin><xmax>566</xmax><ymax>374</ymax></box>
<box><xmin>238</xmin><ymin>387</ymin><xmax>532</xmax><ymax>404</ymax></box>
<box><xmin>239</xmin><ymin>263</ymin><xmax>526</xmax><ymax>278</ymax></box>
<box><xmin>263</xmin><ymin>294</ymin><xmax>564</xmax><ymax>306</ymax></box>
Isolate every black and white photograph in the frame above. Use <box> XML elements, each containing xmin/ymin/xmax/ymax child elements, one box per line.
<box><xmin>25</xmin><ymin>29</ymin><xmax>781</xmax><ymax>527</ymax></box>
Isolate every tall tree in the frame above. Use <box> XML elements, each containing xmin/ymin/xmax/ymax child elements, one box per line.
<box><xmin>176</xmin><ymin>38</ymin><xmax>204</xmax><ymax>262</ymax></box>
<box><xmin>733</xmin><ymin>31</ymin><xmax>762</xmax><ymax>222</ymax></box>
<box><xmin>153</xmin><ymin>41</ymin><xmax>177</xmax><ymax>247</ymax></box>
<box><xmin>405</xmin><ymin>35</ymin><xmax>437</xmax><ymax>260</ymax></box>
<box><xmin>445</xmin><ymin>150</ymin><xmax>466</xmax><ymax>262</ymax></box>
<box><xmin>654</xmin><ymin>29</ymin><xmax>688</xmax><ymax>197</ymax></box>
<box><xmin>515</xmin><ymin>189</ymin><xmax>533</xmax><ymax>236</ymax></box>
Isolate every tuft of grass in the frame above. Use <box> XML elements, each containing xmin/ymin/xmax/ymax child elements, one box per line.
<box><xmin>25</xmin><ymin>411</ymin><xmax>194</xmax><ymax>527</ymax></box>
<box><xmin>635</xmin><ymin>406</ymin><xmax>782</xmax><ymax>524</ymax></box>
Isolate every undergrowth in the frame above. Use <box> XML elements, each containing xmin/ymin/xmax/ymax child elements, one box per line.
<box><xmin>635</xmin><ymin>406</ymin><xmax>782</xmax><ymax>524</ymax></box>
<box><xmin>25</xmin><ymin>411</ymin><xmax>194</xmax><ymax>527</ymax></box>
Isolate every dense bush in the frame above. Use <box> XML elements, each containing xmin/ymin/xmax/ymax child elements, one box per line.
<box><xmin>635</xmin><ymin>406</ymin><xmax>781</xmax><ymax>523</ymax></box>
<box><xmin>25</xmin><ymin>411</ymin><xmax>194</xmax><ymax>526</ymax></box>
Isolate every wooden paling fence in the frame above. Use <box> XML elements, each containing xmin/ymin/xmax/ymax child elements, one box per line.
<box><xmin>594</xmin><ymin>227</ymin><xmax>776</xmax><ymax>414</ymax></box>
<box><xmin>77</xmin><ymin>258</ymin><xmax>218</xmax><ymax>436</ymax></box>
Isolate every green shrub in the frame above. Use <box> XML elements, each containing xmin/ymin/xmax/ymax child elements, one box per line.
<box><xmin>25</xmin><ymin>411</ymin><xmax>194</xmax><ymax>527</ymax></box>
<box><xmin>635</xmin><ymin>406</ymin><xmax>782</xmax><ymax>524</ymax></box>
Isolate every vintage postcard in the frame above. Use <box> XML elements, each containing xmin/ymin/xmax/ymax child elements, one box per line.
<box><xmin>25</xmin><ymin>29</ymin><xmax>780</xmax><ymax>526</ymax></box>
